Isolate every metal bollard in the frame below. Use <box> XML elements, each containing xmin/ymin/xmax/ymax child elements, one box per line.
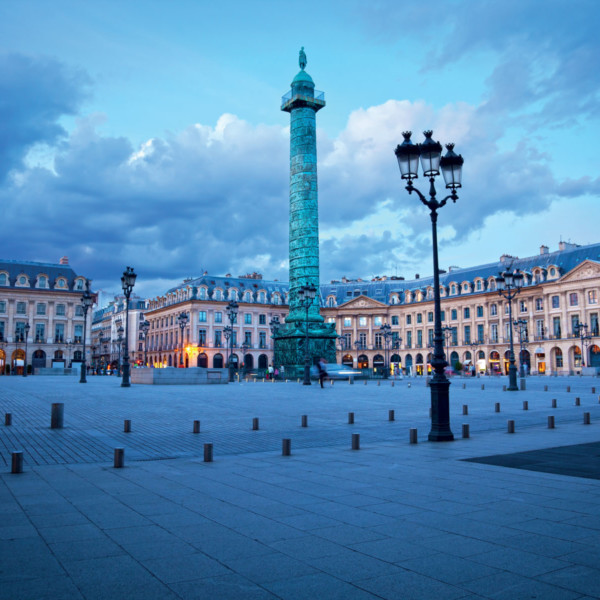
<box><xmin>584</xmin><ymin>412</ymin><xmax>591</xmax><ymax>425</ymax></box>
<box><xmin>349</xmin><ymin>377</ymin><xmax>354</xmax><ymax>385</ymax></box>
<box><xmin>203</xmin><ymin>443</ymin><xmax>213</xmax><ymax>462</ymax></box>
<box><xmin>548</xmin><ymin>415</ymin><xmax>555</xmax><ymax>429</ymax></box>
<box><xmin>575</xmin><ymin>397</ymin><xmax>581</xmax><ymax>406</ymax></box>
<box><xmin>252</xmin><ymin>417</ymin><xmax>259</xmax><ymax>431</ymax></box>
<box><xmin>462</xmin><ymin>424</ymin><xmax>470</xmax><ymax>439</ymax></box>
<box><xmin>520</xmin><ymin>378</ymin><xmax>526</xmax><ymax>391</ymax></box>
<box><xmin>567</xmin><ymin>386</ymin><xmax>571</xmax><ymax>392</ymax></box>
<box><xmin>282</xmin><ymin>438</ymin><xmax>291</xmax><ymax>456</ymax></box>
<box><xmin>351</xmin><ymin>433</ymin><xmax>360</xmax><ymax>450</ymax></box>
<box><xmin>552</xmin><ymin>398</ymin><xmax>557</xmax><ymax>408</ymax></box>
<box><xmin>409</xmin><ymin>428</ymin><xmax>418</xmax><ymax>444</ymax></box>
<box><xmin>348</xmin><ymin>412</ymin><xmax>354</xmax><ymax>425</ymax></box>
<box><xmin>11</xmin><ymin>451</ymin><xmax>23</xmax><ymax>474</ymax></box>
<box><xmin>523</xmin><ymin>401</ymin><xmax>528</xmax><ymax>411</ymax></box>
<box><xmin>592</xmin><ymin>387</ymin><xmax>596</xmax><ymax>394</ymax></box>
<box><xmin>50</xmin><ymin>403</ymin><xmax>64</xmax><ymax>429</ymax></box>
<box><xmin>391</xmin><ymin>381</ymin><xmax>394</xmax><ymax>388</ymax></box>
<box><xmin>364</xmin><ymin>380</ymin><xmax>367</xmax><ymax>386</ymax></box>
<box><xmin>124</xmin><ymin>419</ymin><xmax>131</xmax><ymax>433</ymax></box>
<box><xmin>495</xmin><ymin>402</ymin><xmax>500</xmax><ymax>413</ymax></box>
<box><xmin>544</xmin><ymin>385</ymin><xmax>548</xmax><ymax>392</ymax></box>
<box><xmin>408</xmin><ymin>382</ymin><xmax>411</xmax><ymax>388</ymax></box>
<box><xmin>481</xmin><ymin>384</ymin><xmax>485</xmax><ymax>391</ymax></box>
<box><xmin>462</xmin><ymin>383</ymin><xmax>466</xmax><ymax>389</ymax></box>
<box><xmin>114</xmin><ymin>448</ymin><xmax>124</xmax><ymax>468</ymax></box>
<box><xmin>301</xmin><ymin>415</ymin><xmax>308</xmax><ymax>428</ymax></box>
<box><xmin>193</xmin><ymin>420</ymin><xmax>200</xmax><ymax>434</ymax></box>
<box><xmin>388</xmin><ymin>409</ymin><xmax>395</xmax><ymax>422</ymax></box>
<box><xmin>462</xmin><ymin>405</ymin><xmax>468</xmax><ymax>415</ymax></box>
<box><xmin>503</xmin><ymin>385</ymin><xmax>507</xmax><ymax>392</ymax></box>
<box><xmin>507</xmin><ymin>420</ymin><xmax>515</xmax><ymax>434</ymax></box>
<box><xmin>330</xmin><ymin>379</ymin><xmax>334</xmax><ymax>386</ymax></box>
<box><xmin>377</xmin><ymin>380</ymin><xmax>380</xmax><ymax>387</ymax></box>
<box><xmin>5</xmin><ymin>413</ymin><xmax>12</xmax><ymax>426</ymax></box>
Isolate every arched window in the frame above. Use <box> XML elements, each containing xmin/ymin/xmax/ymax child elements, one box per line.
<box><xmin>0</xmin><ymin>273</ymin><xmax>7</xmax><ymax>285</ymax></box>
<box><xmin>214</xmin><ymin>289</ymin><xmax>222</xmax><ymax>301</ymax></box>
<box><xmin>259</xmin><ymin>291</ymin><xmax>266</xmax><ymax>303</ymax></box>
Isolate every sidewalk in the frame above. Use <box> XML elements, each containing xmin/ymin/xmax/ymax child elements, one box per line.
<box><xmin>1</xmin><ymin>376</ymin><xmax>599</xmax><ymax>599</ymax></box>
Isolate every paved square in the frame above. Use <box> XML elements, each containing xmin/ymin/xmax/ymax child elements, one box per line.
<box><xmin>1</xmin><ymin>375</ymin><xmax>600</xmax><ymax>599</ymax></box>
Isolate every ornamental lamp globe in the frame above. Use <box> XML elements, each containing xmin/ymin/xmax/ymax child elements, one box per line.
<box><xmin>513</xmin><ymin>270</ymin><xmax>524</xmax><ymax>289</ymax></box>
<box><xmin>305</xmin><ymin>285</ymin><xmax>317</xmax><ymax>301</ymax></box>
<box><xmin>440</xmin><ymin>143</ymin><xmax>464</xmax><ymax>190</ymax></box>
<box><xmin>495</xmin><ymin>274</ymin><xmax>506</xmax><ymax>291</ymax></box>
<box><xmin>121</xmin><ymin>267</ymin><xmax>137</xmax><ymax>293</ymax></box>
<box><xmin>503</xmin><ymin>271</ymin><xmax>514</xmax><ymax>288</ymax></box>
<box><xmin>394</xmin><ymin>131</ymin><xmax>420</xmax><ymax>180</ymax></box>
<box><xmin>419</xmin><ymin>131</ymin><xmax>443</xmax><ymax>177</ymax></box>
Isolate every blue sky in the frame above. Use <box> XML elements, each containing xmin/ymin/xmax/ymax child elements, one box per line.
<box><xmin>1</xmin><ymin>0</ymin><xmax>599</xmax><ymax>299</ymax></box>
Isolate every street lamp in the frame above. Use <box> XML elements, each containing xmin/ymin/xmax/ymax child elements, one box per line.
<box><xmin>574</xmin><ymin>322</ymin><xmax>591</xmax><ymax>370</ymax></box>
<box><xmin>239</xmin><ymin>341</ymin><xmax>249</xmax><ymax>376</ymax></box>
<box><xmin>226</xmin><ymin>300</ymin><xmax>239</xmax><ymax>382</ymax></box>
<box><xmin>514</xmin><ymin>319</ymin><xmax>528</xmax><ymax>378</ymax></box>
<box><xmin>177</xmin><ymin>311</ymin><xmax>189</xmax><ymax>367</ymax></box>
<box><xmin>297</xmin><ymin>284</ymin><xmax>317</xmax><ymax>386</ymax></box>
<box><xmin>395</xmin><ymin>130</ymin><xmax>463</xmax><ymax>441</ymax></box>
<box><xmin>23</xmin><ymin>323</ymin><xmax>30</xmax><ymax>377</ymax></box>
<box><xmin>116</xmin><ymin>326</ymin><xmax>124</xmax><ymax>376</ymax></box>
<box><xmin>496</xmin><ymin>267</ymin><xmax>524</xmax><ymax>391</ymax></box>
<box><xmin>379</xmin><ymin>323</ymin><xmax>392</xmax><ymax>379</ymax></box>
<box><xmin>354</xmin><ymin>339</ymin><xmax>362</xmax><ymax>370</ymax></box>
<box><xmin>120</xmin><ymin>266</ymin><xmax>137</xmax><ymax>387</ymax></box>
<box><xmin>469</xmin><ymin>339</ymin><xmax>480</xmax><ymax>377</ymax></box>
<box><xmin>80</xmin><ymin>280</ymin><xmax>93</xmax><ymax>383</ymax></box>
<box><xmin>140</xmin><ymin>319</ymin><xmax>150</xmax><ymax>366</ymax></box>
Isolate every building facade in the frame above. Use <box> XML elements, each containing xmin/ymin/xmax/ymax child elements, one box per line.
<box><xmin>0</xmin><ymin>257</ymin><xmax>93</xmax><ymax>374</ymax></box>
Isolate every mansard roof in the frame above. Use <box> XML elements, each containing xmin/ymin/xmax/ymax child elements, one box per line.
<box><xmin>0</xmin><ymin>258</ymin><xmax>84</xmax><ymax>291</ymax></box>
<box><xmin>165</xmin><ymin>275</ymin><xmax>288</xmax><ymax>297</ymax></box>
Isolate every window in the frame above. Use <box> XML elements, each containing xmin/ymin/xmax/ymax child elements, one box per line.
<box><xmin>569</xmin><ymin>293</ymin><xmax>578</xmax><ymax>307</ymax></box>
<box><xmin>374</xmin><ymin>316</ymin><xmax>383</xmax><ymax>326</ymax></box>
<box><xmin>0</xmin><ymin>274</ymin><xmax>6</xmax><ymax>285</ymax></box>
<box><xmin>504</xmin><ymin>303</ymin><xmax>510</xmax><ymax>315</ymax></box>
<box><xmin>476</xmin><ymin>280</ymin><xmax>482</xmax><ymax>291</ymax></box>
<box><xmin>75</xmin><ymin>279</ymin><xmax>84</xmax><ymax>290</ymax></box>
<box><xmin>464</xmin><ymin>325</ymin><xmax>471</xmax><ymax>344</ymax></box>
<box><xmin>327</xmin><ymin>317</ymin><xmax>335</xmax><ymax>323</ymax></box>
<box><xmin>57</xmin><ymin>278</ymin><xmax>66</xmax><ymax>288</ymax></box>
<box><xmin>74</xmin><ymin>324</ymin><xmax>83</xmax><ymax>343</ymax></box>
<box><xmin>451</xmin><ymin>327</ymin><xmax>458</xmax><ymax>346</ymax></box>
<box><xmin>553</xmin><ymin>317</ymin><xmax>561</xmax><ymax>337</ymax></box>
<box><xmin>490</xmin><ymin>323</ymin><xmax>498</xmax><ymax>343</ymax></box>
<box><xmin>198</xmin><ymin>329</ymin><xmax>207</xmax><ymax>345</ymax></box>
<box><xmin>555</xmin><ymin>349</ymin><xmax>563</xmax><ymax>368</ymax></box>
<box><xmin>391</xmin><ymin>316</ymin><xmax>399</xmax><ymax>325</ymax></box>
<box><xmin>406</xmin><ymin>315</ymin><xmax>412</xmax><ymax>325</ymax></box>
<box><xmin>215</xmin><ymin>330</ymin><xmax>224</xmax><ymax>347</ymax></box>
<box><xmin>535</xmin><ymin>298</ymin><xmax>543</xmax><ymax>311</ymax></box>
<box><xmin>232</xmin><ymin>331</ymin><xmax>237</xmax><ymax>346</ymax></box>
<box><xmin>259</xmin><ymin>292</ymin><xmax>266</xmax><ymax>303</ymax></box>
<box><xmin>359</xmin><ymin>332</ymin><xmax>367</xmax><ymax>347</ymax></box>
<box><xmin>259</xmin><ymin>314</ymin><xmax>266</xmax><ymax>325</ymax></box>
<box><xmin>259</xmin><ymin>331</ymin><xmax>266</xmax><ymax>348</ymax></box>
<box><xmin>375</xmin><ymin>333</ymin><xmax>383</xmax><ymax>349</ymax></box>
<box><xmin>54</xmin><ymin>323</ymin><xmax>64</xmax><ymax>343</ymax></box>
<box><xmin>591</xmin><ymin>313</ymin><xmax>599</xmax><ymax>336</ymax></box>
<box><xmin>244</xmin><ymin>331</ymin><xmax>252</xmax><ymax>345</ymax></box>
<box><xmin>476</xmin><ymin>305</ymin><xmax>483</xmax><ymax>318</ymax></box>
<box><xmin>428</xmin><ymin>329</ymin><xmax>434</xmax><ymax>344</ymax></box>
<box><xmin>416</xmin><ymin>314</ymin><xmax>422</xmax><ymax>324</ymax></box>
<box><xmin>16</xmin><ymin>302</ymin><xmax>27</xmax><ymax>314</ymax></box>
<box><xmin>0</xmin><ymin>301</ymin><xmax>5</xmax><ymax>313</ymax></box>
<box><xmin>244</xmin><ymin>314</ymin><xmax>252</xmax><ymax>325</ymax></box>
<box><xmin>15</xmin><ymin>322</ymin><xmax>26</xmax><ymax>342</ymax></box>
<box><xmin>451</xmin><ymin>309</ymin><xmax>457</xmax><ymax>321</ymax></box>
<box><xmin>464</xmin><ymin>307</ymin><xmax>470</xmax><ymax>319</ymax></box>
<box><xmin>571</xmin><ymin>314</ymin><xmax>580</xmax><ymax>334</ymax></box>
<box><xmin>588</xmin><ymin>290</ymin><xmax>598</xmax><ymax>305</ymax></box>
<box><xmin>343</xmin><ymin>317</ymin><xmax>351</xmax><ymax>327</ymax></box>
<box><xmin>35</xmin><ymin>323</ymin><xmax>45</xmax><ymax>342</ymax></box>
<box><xmin>477</xmin><ymin>324</ymin><xmax>484</xmax><ymax>342</ymax></box>
<box><xmin>215</xmin><ymin>311</ymin><xmax>222</xmax><ymax>323</ymax></box>
<box><xmin>519</xmin><ymin>300</ymin><xmax>527</xmax><ymax>313</ymax></box>
<box><xmin>273</xmin><ymin>294</ymin><xmax>280</xmax><ymax>305</ymax></box>
<box><xmin>75</xmin><ymin>305</ymin><xmax>83</xmax><ymax>316</ymax></box>
<box><xmin>406</xmin><ymin>331</ymin><xmax>412</xmax><ymax>347</ymax></box>
<box><xmin>416</xmin><ymin>330</ymin><xmax>423</xmax><ymax>347</ymax></box>
<box><xmin>427</xmin><ymin>312</ymin><xmax>433</xmax><ymax>323</ymax></box>
<box><xmin>199</xmin><ymin>311</ymin><xmax>207</xmax><ymax>322</ymax></box>
<box><xmin>38</xmin><ymin>276</ymin><xmax>48</xmax><ymax>288</ymax></box>
<box><xmin>490</xmin><ymin>304</ymin><xmax>498</xmax><ymax>316</ymax></box>
<box><xmin>441</xmin><ymin>310</ymin><xmax>445</xmax><ymax>321</ymax></box>
<box><xmin>536</xmin><ymin>319</ymin><xmax>545</xmax><ymax>338</ymax></box>
<box><xmin>551</xmin><ymin>295</ymin><xmax>560</xmax><ymax>309</ymax></box>
<box><xmin>18</xmin><ymin>276</ymin><xmax>27</xmax><ymax>285</ymax></box>
<box><xmin>36</xmin><ymin>303</ymin><xmax>46</xmax><ymax>315</ymax></box>
<box><xmin>359</xmin><ymin>317</ymin><xmax>367</xmax><ymax>327</ymax></box>
<box><xmin>56</xmin><ymin>304</ymin><xmax>66</xmax><ymax>316</ymax></box>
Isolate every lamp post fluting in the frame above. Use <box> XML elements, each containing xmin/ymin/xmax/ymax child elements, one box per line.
<box><xmin>80</xmin><ymin>280</ymin><xmax>93</xmax><ymax>383</ymax></box>
<box><xmin>395</xmin><ymin>130</ymin><xmax>463</xmax><ymax>441</ymax></box>
<box><xmin>23</xmin><ymin>323</ymin><xmax>30</xmax><ymax>377</ymax></box>
<box><xmin>177</xmin><ymin>311</ymin><xmax>189</xmax><ymax>367</ymax></box>
<box><xmin>120</xmin><ymin>266</ymin><xmax>137</xmax><ymax>387</ymax></box>
<box><xmin>495</xmin><ymin>268</ymin><xmax>523</xmax><ymax>391</ymax></box>
<box><xmin>298</xmin><ymin>284</ymin><xmax>317</xmax><ymax>385</ymax></box>
<box><xmin>226</xmin><ymin>300</ymin><xmax>239</xmax><ymax>382</ymax></box>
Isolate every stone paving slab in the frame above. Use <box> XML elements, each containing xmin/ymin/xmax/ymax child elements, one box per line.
<box><xmin>1</xmin><ymin>375</ymin><xmax>600</xmax><ymax>599</ymax></box>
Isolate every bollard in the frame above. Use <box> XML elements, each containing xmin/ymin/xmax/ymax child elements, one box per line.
<box><xmin>575</xmin><ymin>397</ymin><xmax>581</xmax><ymax>406</ymax></box>
<box><xmin>548</xmin><ymin>415</ymin><xmax>555</xmax><ymax>429</ymax></box>
<box><xmin>364</xmin><ymin>380</ymin><xmax>367</xmax><ymax>386</ymax></box>
<box><xmin>552</xmin><ymin>398</ymin><xmax>557</xmax><ymax>408</ymax></box>
<box><xmin>391</xmin><ymin>381</ymin><xmax>394</xmax><ymax>388</ymax></box>
<box><xmin>124</xmin><ymin>419</ymin><xmax>131</xmax><ymax>433</ymax></box>
<box><xmin>481</xmin><ymin>384</ymin><xmax>485</xmax><ymax>391</ymax></box>
<box><xmin>462</xmin><ymin>405</ymin><xmax>468</xmax><ymax>415</ymax></box>
<box><xmin>388</xmin><ymin>409</ymin><xmax>395</xmax><ymax>422</ymax></box>
<box><xmin>523</xmin><ymin>401</ymin><xmax>528</xmax><ymax>411</ymax></box>
<box><xmin>544</xmin><ymin>385</ymin><xmax>548</xmax><ymax>392</ymax></box>
<box><xmin>282</xmin><ymin>438</ymin><xmax>291</xmax><ymax>456</ymax></box>
<box><xmin>330</xmin><ymin>379</ymin><xmax>334</xmax><ymax>386</ymax></box>
<box><xmin>50</xmin><ymin>403</ymin><xmax>64</xmax><ymax>429</ymax></box>
<box><xmin>193</xmin><ymin>420</ymin><xmax>201</xmax><ymax>434</ymax></box>
<box><xmin>409</xmin><ymin>428</ymin><xmax>418</xmax><ymax>444</ymax></box>
<box><xmin>462</xmin><ymin>383</ymin><xmax>466</xmax><ymax>389</ymax></box>
<box><xmin>507</xmin><ymin>420</ymin><xmax>515</xmax><ymax>434</ymax></box>
<box><xmin>5</xmin><ymin>413</ymin><xmax>12</xmax><ymax>426</ymax></box>
<box><xmin>301</xmin><ymin>415</ymin><xmax>308</xmax><ymax>428</ymax></box>
<box><xmin>349</xmin><ymin>377</ymin><xmax>354</xmax><ymax>385</ymax></box>
<box><xmin>520</xmin><ymin>378</ymin><xmax>526</xmax><ymax>391</ymax></box>
<box><xmin>408</xmin><ymin>382</ymin><xmax>411</xmax><ymax>388</ymax></box>
<box><xmin>495</xmin><ymin>402</ymin><xmax>500</xmax><ymax>413</ymax></box>
<box><xmin>503</xmin><ymin>385</ymin><xmax>507</xmax><ymax>392</ymax></box>
<box><xmin>348</xmin><ymin>412</ymin><xmax>354</xmax><ymax>425</ymax></box>
<box><xmin>252</xmin><ymin>417</ymin><xmax>259</xmax><ymax>431</ymax></box>
<box><xmin>567</xmin><ymin>386</ymin><xmax>571</xmax><ymax>392</ymax></box>
<box><xmin>11</xmin><ymin>451</ymin><xmax>23</xmax><ymax>474</ymax></box>
<box><xmin>462</xmin><ymin>424</ymin><xmax>470</xmax><ymax>439</ymax></box>
<box><xmin>203</xmin><ymin>443</ymin><xmax>213</xmax><ymax>462</ymax></box>
<box><xmin>351</xmin><ymin>433</ymin><xmax>360</xmax><ymax>450</ymax></box>
<box><xmin>114</xmin><ymin>448</ymin><xmax>124</xmax><ymax>468</ymax></box>
<box><xmin>584</xmin><ymin>412</ymin><xmax>591</xmax><ymax>425</ymax></box>
<box><xmin>592</xmin><ymin>387</ymin><xmax>596</xmax><ymax>394</ymax></box>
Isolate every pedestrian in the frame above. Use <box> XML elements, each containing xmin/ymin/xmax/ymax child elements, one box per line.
<box><xmin>317</xmin><ymin>358</ymin><xmax>327</xmax><ymax>388</ymax></box>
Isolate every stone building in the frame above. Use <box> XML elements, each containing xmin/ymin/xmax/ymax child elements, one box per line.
<box><xmin>0</xmin><ymin>257</ymin><xmax>93</xmax><ymax>374</ymax></box>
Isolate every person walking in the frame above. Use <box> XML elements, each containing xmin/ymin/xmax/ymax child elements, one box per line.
<box><xmin>317</xmin><ymin>358</ymin><xmax>327</xmax><ymax>388</ymax></box>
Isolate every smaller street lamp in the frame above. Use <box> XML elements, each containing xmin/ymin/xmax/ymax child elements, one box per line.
<box><xmin>80</xmin><ymin>280</ymin><xmax>93</xmax><ymax>383</ymax></box>
<box><xmin>354</xmin><ymin>339</ymin><xmax>362</xmax><ymax>369</ymax></box>
<box><xmin>140</xmin><ymin>319</ymin><xmax>150</xmax><ymax>366</ymax></box>
<box><xmin>574</xmin><ymin>322</ymin><xmax>592</xmax><ymax>370</ymax></box>
<box><xmin>226</xmin><ymin>300</ymin><xmax>239</xmax><ymax>382</ymax></box>
<box><xmin>23</xmin><ymin>323</ymin><xmax>30</xmax><ymax>377</ymax></box>
<box><xmin>239</xmin><ymin>341</ymin><xmax>249</xmax><ymax>376</ymax></box>
<box><xmin>514</xmin><ymin>319</ymin><xmax>528</xmax><ymax>378</ymax></box>
<box><xmin>469</xmin><ymin>339</ymin><xmax>480</xmax><ymax>377</ymax></box>
<box><xmin>177</xmin><ymin>311</ymin><xmax>189</xmax><ymax>367</ymax></box>
<box><xmin>116</xmin><ymin>325</ymin><xmax>124</xmax><ymax>376</ymax></box>
<box><xmin>120</xmin><ymin>266</ymin><xmax>137</xmax><ymax>387</ymax></box>
<box><xmin>297</xmin><ymin>284</ymin><xmax>317</xmax><ymax>386</ymax></box>
<box><xmin>379</xmin><ymin>323</ymin><xmax>392</xmax><ymax>379</ymax></box>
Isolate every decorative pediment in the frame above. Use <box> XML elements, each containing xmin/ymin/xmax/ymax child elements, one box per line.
<box><xmin>338</xmin><ymin>295</ymin><xmax>388</xmax><ymax>309</ymax></box>
<box><xmin>560</xmin><ymin>260</ymin><xmax>600</xmax><ymax>283</ymax></box>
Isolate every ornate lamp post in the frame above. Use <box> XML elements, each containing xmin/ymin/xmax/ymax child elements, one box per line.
<box><xmin>297</xmin><ymin>284</ymin><xmax>317</xmax><ymax>385</ymax></box>
<box><xmin>239</xmin><ymin>341</ymin><xmax>249</xmax><ymax>376</ymax></box>
<box><xmin>379</xmin><ymin>323</ymin><xmax>392</xmax><ymax>379</ymax></box>
<box><xmin>80</xmin><ymin>280</ymin><xmax>93</xmax><ymax>383</ymax></box>
<box><xmin>23</xmin><ymin>323</ymin><xmax>30</xmax><ymax>377</ymax></box>
<box><xmin>120</xmin><ymin>267</ymin><xmax>137</xmax><ymax>386</ymax></box>
<box><xmin>140</xmin><ymin>319</ymin><xmax>150</xmax><ymax>366</ymax></box>
<box><xmin>395</xmin><ymin>130</ymin><xmax>463</xmax><ymax>441</ymax></box>
<box><xmin>177</xmin><ymin>311</ymin><xmax>189</xmax><ymax>367</ymax></box>
<box><xmin>225</xmin><ymin>300</ymin><xmax>239</xmax><ymax>382</ymax></box>
<box><xmin>354</xmin><ymin>339</ymin><xmax>361</xmax><ymax>369</ymax></box>
<box><xmin>574</xmin><ymin>322</ymin><xmax>591</xmax><ymax>370</ymax></box>
<box><xmin>495</xmin><ymin>267</ymin><xmax>524</xmax><ymax>391</ymax></box>
<box><xmin>116</xmin><ymin>326</ymin><xmax>124</xmax><ymax>376</ymax></box>
<box><xmin>469</xmin><ymin>339</ymin><xmax>480</xmax><ymax>377</ymax></box>
<box><xmin>514</xmin><ymin>318</ymin><xmax>528</xmax><ymax>378</ymax></box>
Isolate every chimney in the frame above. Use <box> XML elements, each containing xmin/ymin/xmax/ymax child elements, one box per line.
<box><xmin>59</xmin><ymin>256</ymin><xmax>69</xmax><ymax>265</ymax></box>
<box><xmin>540</xmin><ymin>245</ymin><xmax>549</xmax><ymax>255</ymax></box>
<box><xmin>415</xmin><ymin>274</ymin><xmax>420</xmax><ymax>279</ymax></box>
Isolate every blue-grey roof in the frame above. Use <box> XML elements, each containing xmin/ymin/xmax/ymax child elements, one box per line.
<box><xmin>165</xmin><ymin>275</ymin><xmax>289</xmax><ymax>301</ymax></box>
<box><xmin>0</xmin><ymin>259</ymin><xmax>84</xmax><ymax>291</ymax></box>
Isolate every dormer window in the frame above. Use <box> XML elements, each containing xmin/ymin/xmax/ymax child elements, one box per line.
<box><xmin>75</xmin><ymin>278</ymin><xmax>84</xmax><ymax>290</ymax></box>
<box><xmin>0</xmin><ymin>273</ymin><xmax>7</xmax><ymax>286</ymax></box>
<box><xmin>38</xmin><ymin>276</ymin><xmax>48</xmax><ymax>288</ymax></box>
<box><xmin>56</xmin><ymin>278</ymin><xmax>67</xmax><ymax>289</ymax></box>
<box><xmin>475</xmin><ymin>280</ymin><xmax>482</xmax><ymax>291</ymax></box>
<box><xmin>18</xmin><ymin>275</ymin><xmax>28</xmax><ymax>286</ymax></box>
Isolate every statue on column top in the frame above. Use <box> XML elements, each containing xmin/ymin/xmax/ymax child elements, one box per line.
<box><xmin>299</xmin><ymin>47</ymin><xmax>307</xmax><ymax>70</ymax></box>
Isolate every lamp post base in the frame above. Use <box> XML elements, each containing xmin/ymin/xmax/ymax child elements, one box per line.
<box><xmin>303</xmin><ymin>363</ymin><xmax>311</xmax><ymax>386</ymax></box>
<box><xmin>428</xmin><ymin>378</ymin><xmax>454</xmax><ymax>442</ymax></box>
<box><xmin>507</xmin><ymin>364</ymin><xmax>519</xmax><ymax>391</ymax></box>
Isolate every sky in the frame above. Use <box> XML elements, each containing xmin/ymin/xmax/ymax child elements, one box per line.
<box><xmin>1</xmin><ymin>0</ymin><xmax>599</xmax><ymax>301</ymax></box>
